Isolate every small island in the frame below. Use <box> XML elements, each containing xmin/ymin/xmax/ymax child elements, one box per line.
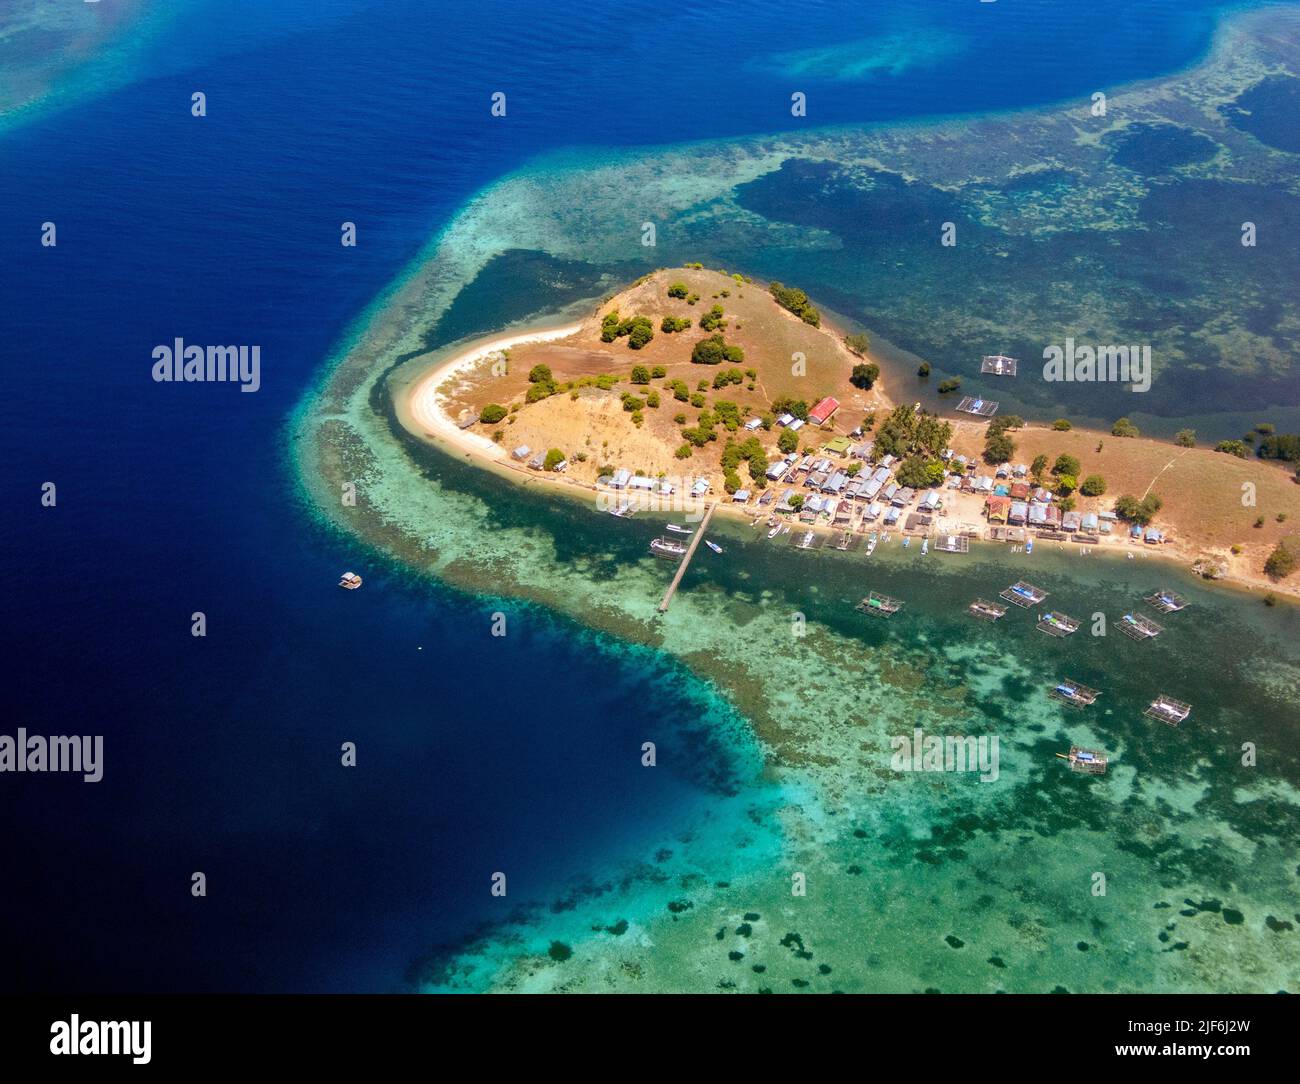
<box><xmin>398</xmin><ymin>266</ymin><xmax>1300</xmax><ymax>598</ymax></box>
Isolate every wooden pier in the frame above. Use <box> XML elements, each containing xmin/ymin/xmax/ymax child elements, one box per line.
<box><xmin>657</xmin><ymin>503</ymin><xmax>716</xmax><ymax>614</ymax></box>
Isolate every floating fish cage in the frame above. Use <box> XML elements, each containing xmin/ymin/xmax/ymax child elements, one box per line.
<box><xmin>956</xmin><ymin>396</ymin><xmax>1000</xmax><ymax>418</ymax></box>
<box><xmin>1036</xmin><ymin>611</ymin><xmax>1081</xmax><ymax>637</ymax></box>
<box><xmin>1145</xmin><ymin>695</ymin><xmax>1192</xmax><ymax>727</ymax></box>
<box><xmin>980</xmin><ymin>354</ymin><xmax>1018</xmax><ymax>377</ymax></box>
<box><xmin>1059</xmin><ymin>746</ymin><xmax>1108</xmax><ymax>775</ymax></box>
<box><xmin>1144</xmin><ymin>590</ymin><xmax>1187</xmax><ymax>614</ymax></box>
<box><xmin>934</xmin><ymin>534</ymin><xmax>969</xmax><ymax>554</ymax></box>
<box><xmin>1049</xmin><ymin>680</ymin><xmax>1099</xmax><ymax>708</ymax></box>
<box><xmin>1000</xmin><ymin>580</ymin><xmax>1048</xmax><ymax>608</ymax></box>
<box><xmin>968</xmin><ymin>598</ymin><xmax>1007</xmax><ymax>621</ymax></box>
<box><xmin>1118</xmin><ymin>612</ymin><xmax>1163</xmax><ymax>640</ymax></box>
<box><xmin>857</xmin><ymin>592</ymin><xmax>903</xmax><ymax>618</ymax></box>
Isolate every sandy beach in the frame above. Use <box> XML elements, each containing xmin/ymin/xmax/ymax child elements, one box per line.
<box><xmin>405</xmin><ymin>323</ymin><xmax>584</xmax><ymax>460</ymax></box>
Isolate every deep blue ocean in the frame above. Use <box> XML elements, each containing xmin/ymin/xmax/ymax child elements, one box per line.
<box><xmin>0</xmin><ymin>0</ymin><xmax>1263</xmax><ymax>991</ymax></box>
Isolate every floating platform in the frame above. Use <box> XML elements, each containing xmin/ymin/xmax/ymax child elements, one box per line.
<box><xmin>956</xmin><ymin>396</ymin><xmax>1000</xmax><ymax>418</ymax></box>
<box><xmin>980</xmin><ymin>354</ymin><xmax>1018</xmax><ymax>377</ymax></box>
<box><xmin>968</xmin><ymin>599</ymin><xmax>1007</xmax><ymax>621</ymax></box>
<box><xmin>791</xmin><ymin>529</ymin><xmax>819</xmax><ymax>551</ymax></box>
<box><xmin>1036</xmin><ymin>611</ymin><xmax>1081</xmax><ymax>637</ymax></box>
<box><xmin>933</xmin><ymin>534</ymin><xmax>969</xmax><ymax>554</ymax></box>
<box><xmin>1144</xmin><ymin>590</ymin><xmax>1187</xmax><ymax>614</ymax></box>
<box><xmin>338</xmin><ymin>571</ymin><xmax>363</xmax><ymax>590</ymax></box>
<box><xmin>1057</xmin><ymin>746</ymin><xmax>1108</xmax><ymax>775</ymax></box>
<box><xmin>1000</xmin><ymin>581</ymin><xmax>1048</xmax><ymax>608</ymax></box>
<box><xmin>1049</xmin><ymin>679</ymin><xmax>1099</xmax><ymax>708</ymax></box>
<box><xmin>1145</xmin><ymin>695</ymin><xmax>1191</xmax><ymax>727</ymax></box>
<box><xmin>857</xmin><ymin>592</ymin><xmax>903</xmax><ymax>618</ymax></box>
<box><xmin>1118</xmin><ymin>612</ymin><xmax>1164</xmax><ymax>640</ymax></box>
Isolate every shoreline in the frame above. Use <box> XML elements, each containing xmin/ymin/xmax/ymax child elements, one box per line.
<box><xmin>394</xmin><ymin>313</ymin><xmax>1300</xmax><ymax>605</ymax></box>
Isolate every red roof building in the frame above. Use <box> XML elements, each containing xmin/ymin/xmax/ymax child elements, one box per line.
<box><xmin>809</xmin><ymin>396</ymin><xmax>840</xmax><ymax>425</ymax></box>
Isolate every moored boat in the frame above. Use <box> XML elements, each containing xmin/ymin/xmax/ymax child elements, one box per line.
<box><xmin>338</xmin><ymin>572</ymin><xmax>363</xmax><ymax>590</ymax></box>
<box><xmin>705</xmin><ymin>540</ymin><xmax>723</xmax><ymax>554</ymax></box>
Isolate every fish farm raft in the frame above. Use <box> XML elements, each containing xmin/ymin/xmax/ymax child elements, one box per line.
<box><xmin>1058</xmin><ymin>746</ymin><xmax>1108</xmax><ymax>775</ymax></box>
<box><xmin>857</xmin><ymin>592</ymin><xmax>904</xmax><ymax>618</ymax></box>
<box><xmin>1119</xmin><ymin>613</ymin><xmax>1164</xmax><ymax>640</ymax></box>
<box><xmin>1145</xmin><ymin>695</ymin><xmax>1192</xmax><ymax>727</ymax></box>
<box><xmin>1049</xmin><ymin>680</ymin><xmax>1100</xmax><ymax>708</ymax></box>
<box><xmin>968</xmin><ymin>599</ymin><xmax>1007</xmax><ymax>621</ymax></box>
<box><xmin>1000</xmin><ymin>581</ymin><xmax>1049</xmax><ymax>608</ymax></box>
<box><xmin>1037</xmin><ymin>611</ymin><xmax>1081</xmax><ymax>638</ymax></box>
<box><xmin>1144</xmin><ymin>590</ymin><xmax>1187</xmax><ymax>614</ymax></box>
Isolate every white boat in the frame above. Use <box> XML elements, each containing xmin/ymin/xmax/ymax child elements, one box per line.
<box><xmin>609</xmin><ymin>502</ymin><xmax>635</xmax><ymax>518</ymax></box>
<box><xmin>666</xmin><ymin>524</ymin><xmax>693</xmax><ymax>535</ymax></box>
<box><xmin>920</xmin><ymin>537</ymin><xmax>929</xmax><ymax>555</ymax></box>
<box><xmin>865</xmin><ymin>532</ymin><xmax>878</xmax><ymax>556</ymax></box>
<box><xmin>705</xmin><ymin>540</ymin><xmax>723</xmax><ymax>554</ymax></box>
<box><xmin>338</xmin><ymin>572</ymin><xmax>363</xmax><ymax>590</ymax></box>
<box><xmin>796</xmin><ymin>531</ymin><xmax>814</xmax><ymax>550</ymax></box>
<box><xmin>767</xmin><ymin>524</ymin><xmax>781</xmax><ymax>539</ymax></box>
<box><xmin>650</xmin><ymin>537</ymin><xmax>687</xmax><ymax>559</ymax></box>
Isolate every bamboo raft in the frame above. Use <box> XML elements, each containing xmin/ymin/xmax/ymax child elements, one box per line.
<box><xmin>1036</xmin><ymin>611</ymin><xmax>1080</xmax><ymax>637</ymax></box>
<box><xmin>1000</xmin><ymin>580</ymin><xmax>1048</xmax><ymax>608</ymax></box>
<box><xmin>1144</xmin><ymin>590</ymin><xmax>1187</xmax><ymax>614</ymax></box>
<box><xmin>1049</xmin><ymin>679</ymin><xmax>1099</xmax><ymax>708</ymax></box>
<box><xmin>968</xmin><ymin>598</ymin><xmax>1007</xmax><ymax>621</ymax></box>
<box><xmin>1118</xmin><ymin>612</ymin><xmax>1163</xmax><ymax>640</ymax></box>
<box><xmin>1056</xmin><ymin>746</ymin><xmax>1108</xmax><ymax>775</ymax></box>
<box><xmin>857</xmin><ymin>592</ymin><xmax>903</xmax><ymax>618</ymax></box>
<box><xmin>1145</xmin><ymin>695</ymin><xmax>1191</xmax><ymax>727</ymax></box>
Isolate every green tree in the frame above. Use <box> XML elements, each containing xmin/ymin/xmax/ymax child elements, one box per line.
<box><xmin>1052</xmin><ymin>454</ymin><xmax>1081</xmax><ymax>477</ymax></box>
<box><xmin>1031</xmin><ymin>454</ymin><xmax>1049</xmax><ymax>482</ymax></box>
<box><xmin>543</xmin><ymin>448</ymin><xmax>566</xmax><ymax>471</ymax></box>
<box><xmin>479</xmin><ymin>403</ymin><xmax>508</xmax><ymax>424</ymax></box>
<box><xmin>936</xmin><ymin>377</ymin><xmax>961</xmax><ymax>394</ymax></box>
<box><xmin>1264</xmin><ymin>540</ymin><xmax>1298</xmax><ymax>581</ymax></box>
<box><xmin>1052</xmin><ymin>418</ymin><xmax>1072</xmax><ymax>431</ymax></box>
<box><xmin>1080</xmin><ymin>474</ymin><xmax>1107</xmax><ymax>497</ymax></box>
<box><xmin>984</xmin><ymin>431</ymin><xmax>1015</xmax><ymax>464</ymax></box>
<box><xmin>1215</xmin><ymin>439</ymin><xmax>1249</xmax><ymax>458</ymax></box>
<box><xmin>778</xmin><ymin>428</ymin><xmax>799</xmax><ymax>454</ymax></box>
<box><xmin>1111</xmin><ymin>417</ymin><xmax>1140</xmax><ymax>438</ymax></box>
<box><xmin>630</xmin><ymin>365</ymin><xmax>650</xmax><ymax>385</ymax></box>
<box><xmin>844</xmin><ymin>333</ymin><xmax>870</xmax><ymax>357</ymax></box>
<box><xmin>850</xmin><ymin>363</ymin><xmax>880</xmax><ymax>390</ymax></box>
<box><xmin>527</xmin><ymin>364</ymin><xmax>553</xmax><ymax>384</ymax></box>
<box><xmin>1174</xmin><ymin>429</ymin><xmax>1196</xmax><ymax>447</ymax></box>
<box><xmin>667</xmin><ymin>282</ymin><xmax>689</xmax><ymax>299</ymax></box>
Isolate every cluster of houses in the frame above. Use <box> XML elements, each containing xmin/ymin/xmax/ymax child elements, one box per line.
<box><xmin>975</xmin><ymin>461</ymin><xmax>1163</xmax><ymax>543</ymax></box>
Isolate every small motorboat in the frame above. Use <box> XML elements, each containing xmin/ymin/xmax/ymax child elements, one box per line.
<box><xmin>902</xmin><ymin>536</ymin><xmax>911</xmax><ymax>548</ymax></box>
<box><xmin>338</xmin><ymin>572</ymin><xmax>363</xmax><ymax>590</ymax></box>
<box><xmin>920</xmin><ymin>536</ymin><xmax>929</xmax><ymax>555</ymax></box>
<box><xmin>666</xmin><ymin>524</ymin><xmax>693</xmax><ymax>535</ymax></box>
<box><xmin>1025</xmin><ymin>538</ymin><xmax>1034</xmax><ymax>554</ymax></box>
<box><xmin>767</xmin><ymin>524</ymin><xmax>781</xmax><ymax>539</ymax></box>
<box><xmin>705</xmin><ymin>540</ymin><xmax>723</xmax><ymax>554</ymax></box>
<box><xmin>865</xmin><ymin>531</ymin><xmax>878</xmax><ymax>556</ymax></box>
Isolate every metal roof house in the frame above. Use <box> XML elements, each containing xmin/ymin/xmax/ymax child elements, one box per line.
<box><xmin>808</xmin><ymin>396</ymin><xmax>840</xmax><ymax>425</ymax></box>
<box><xmin>512</xmin><ymin>444</ymin><xmax>532</xmax><ymax>461</ymax></box>
<box><xmin>609</xmin><ymin>467</ymin><xmax>631</xmax><ymax>488</ymax></box>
